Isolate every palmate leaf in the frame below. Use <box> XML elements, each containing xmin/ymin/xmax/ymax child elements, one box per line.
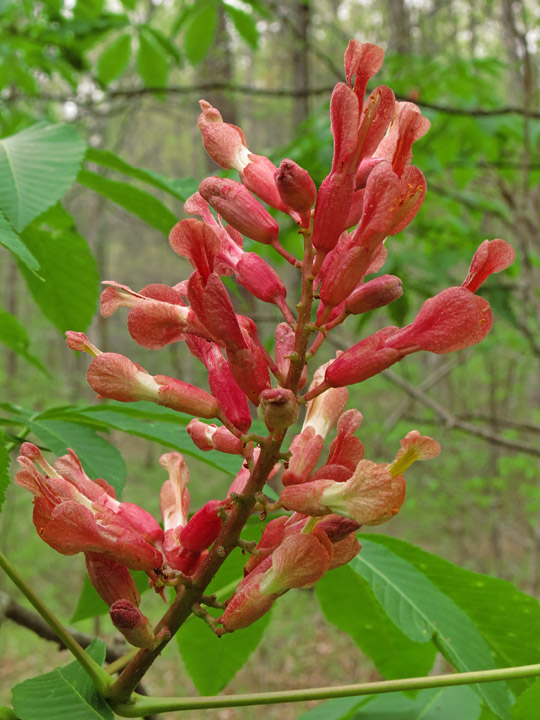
<box><xmin>0</xmin><ymin>211</ymin><xmax>39</xmax><ymax>273</ymax></box>
<box><xmin>12</xmin><ymin>640</ymin><xmax>112</xmax><ymax>720</ymax></box>
<box><xmin>137</xmin><ymin>29</ymin><xmax>169</xmax><ymax>89</ymax></box>
<box><xmin>97</xmin><ymin>32</ymin><xmax>131</xmax><ymax>85</ymax></box>
<box><xmin>512</xmin><ymin>678</ymin><xmax>540</xmax><ymax>719</ymax></box>
<box><xmin>85</xmin><ymin>148</ymin><xmax>197</xmax><ymax>201</ymax></box>
<box><xmin>298</xmin><ymin>686</ymin><xmax>482</xmax><ymax>720</ymax></box>
<box><xmin>316</xmin><ymin>564</ymin><xmax>437</xmax><ymax>681</ymax></box>
<box><xmin>39</xmin><ymin>402</ymin><xmax>242</xmax><ymax>477</ymax></box>
<box><xmin>366</xmin><ymin>534</ymin><xmax>540</xmax><ymax>697</ymax></box>
<box><xmin>18</xmin><ymin>211</ymin><xmax>99</xmax><ymax>333</ymax></box>
<box><xmin>223</xmin><ymin>3</ymin><xmax>259</xmax><ymax>48</ymax></box>
<box><xmin>10</xmin><ymin>408</ymin><xmax>127</xmax><ymax>495</ymax></box>
<box><xmin>77</xmin><ymin>169</ymin><xmax>178</xmax><ymax>235</ymax></box>
<box><xmin>0</xmin><ymin>123</ymin><xmax>86</xmax><ymax>232</ymax></box>
<box><xmin>351</xmin><ymin>538</ymin><xmax>513</xmax><ymax>719</ymax></box>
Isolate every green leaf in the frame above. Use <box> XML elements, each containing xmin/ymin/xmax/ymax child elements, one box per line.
<box><xmin>184</xmin><ymin>2</ymin><xmax>218</xmax><ymax>65</ymax></box>
<box><xmin>137</xmin><ymin>30</ymin><xmax>169</xmax><ymax>89</ymax></box>
<box><xmin>0</xmin><ymin>124</ymin><xmax>86</xmax><ymax>232</ymax></box>
<box><xmin>23</xmin><ymin>417</ymin><xmax>126</xmax><ymax>495</ymax></box>
<box><xmin>142</xmin><ymin>25</ymin><xmax>182</xmax><ymax>64</ymax></box>
<box><xmin>40</xmin><ymin>402</ymin><xmax>242</xmax><ymax>477</ymax></box>
<box><xmin>77</xmin><ymin>169</ymin><xmax>178</xmax><ymax>235</ymax></box>
<box><xmin>18</xmin><ymin>221</ymin><xmax>99</xmax><ymax>333</ymax></box>
<box><xmin>316</xmin><ymin>564</ymin><xmax>436</xmax><ymax>681</ymax></box>
<box><xmin>0</xmin><ymin>211</ymin><xmax>40</xmax><ymax>272</ymax></box>
<box><xmin>0</xmin><ymin>306</ymin><xmax>46</xmax><ymax>371</ymax></box>
<box><xmin>0</xmin><ymin>429</ymin><xmax>9</xmax><ymax>513</ymax></box>
<box><xmin>512</xmin><ymin>678</ymin><xmax>540</xmax><ymax>719</ymax></box>
<box><xmin>74</xmin><ymin>0</ymin><xmax>105</xmax><ymax>20</ymax></box>
<box><xmin>352</xmin><ymin>539</ymin><xmax>513</xmax><ymax>719</ymax></box>
<box><xmin>97</xmin><ymin>32</ymin><xmax>131</xmax><ymax>85</ymax></box>
<box><xmin>177</xmin><ymin>527</ymin><xmax>270</xmax><ymax>694</ymax></box>
<box><xmin>85</xmin><ymin>148</ymin><xmax>196</xmax><ymax>201</ymax></box>
<box><xmin>367</xmin><ymin>535</ymin><xmax>540</xmax><ymax>697</ymax></box>
<box><xmin>12</xmin><ymin>639</ymin><xmax>113</xmax><ymax>720</ymax></box>
<box><xmin>71</xmin><ymin>571</ymin><xmax>149</xmax><ymax>623</ymax></box>
<box><xmin>223</xmin><ymin>3</ymin><xmax>258</xmax><ymax>48</ymax></box>
<box><xmin>298</xmin><ymin>686</ymin><xmax>481</xmax><ymax>720</ymax></box>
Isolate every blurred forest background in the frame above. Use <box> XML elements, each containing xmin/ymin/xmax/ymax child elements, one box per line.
<box><xmin>0</xmin><ymin>0</ymin><xmax>539</xmax><ymax>717</ymax></box>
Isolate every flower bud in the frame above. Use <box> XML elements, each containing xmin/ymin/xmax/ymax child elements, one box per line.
<box><xmin>462</xmin><ymin>239</ymin><xmax>516</xmax><ymax>293</ymax></box>
<box><xmin>199</xmin><ymin>177</ymin><xmax>279</xmax><ymax>246</ymax></box>
<box><xmin>198</xmin><ymin>100</ymin><xmax>249</xmax><ymax>171</ymax></box>
<box><xmin>186</xmin><ymin>419</ymin><xmax>244</xmax><ymax>455</ymax></box>
<box><xmin>179</xmin><ymin>500</ymin><xmax>224</xmax><ymax>553</ymax></box>
<box><xmin>109</xmin><ymin>600</ymin><xmax>155</xmax><ymax>648</ymax></box>
<box><xmin>85</xmin><ymin>552</ymin><xmax>140</xmax><ymax>608</ymax></box>
<box><xmin>154</xmin><ymin>375</ymin><xmax>220</xmax><ymax>418</ymax></box>
<box><xmin>258</xmin><ymin>388</ymin><xmax>299</xmax><ymax>431</ymax></box>
<box><xmin>344</xmin><ymin>275</ymin><xmax>403</xmax><ymax>315</ymax></box>
<box><xmin>275</xmin><ymin>159</ymin><xmax>317</xmax><ymax>214</ymax></box>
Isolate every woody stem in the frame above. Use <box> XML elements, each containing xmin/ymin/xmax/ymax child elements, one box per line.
<box><xmin>108</xmin><ymin>431</ymin><xmax>287</xmax><ymax>704</ymax></box>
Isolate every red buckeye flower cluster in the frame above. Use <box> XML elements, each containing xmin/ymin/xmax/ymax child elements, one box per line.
<box><xmin>15</xmin><ymin>40</ymin><xmax>514</xmax><ymax>642</ymax></box>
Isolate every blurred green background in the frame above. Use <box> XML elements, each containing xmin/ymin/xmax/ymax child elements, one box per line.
<box><xmin>0</xmin><ymin>0</ymin><xmax>539</xmax><ymax>717</ymax></box>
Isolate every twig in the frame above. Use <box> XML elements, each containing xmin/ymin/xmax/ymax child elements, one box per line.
<box><xmin>382</xmin><ymin>369</ymin><xmax>540</xmax><ymax>458</ymax></box>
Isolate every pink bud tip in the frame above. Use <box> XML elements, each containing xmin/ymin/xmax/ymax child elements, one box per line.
<box><xmin>65</xmin><ymin>332</ymin><xmax>100</xmax><ymax>356</ymax></box>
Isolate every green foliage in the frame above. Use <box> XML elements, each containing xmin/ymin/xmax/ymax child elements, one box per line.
<box><xmin>0</xmin><ymin>212</ymin><xmax>39</xmax><ymax>273</ymax></box>
<box><xmin>0</xmin><ymin>124</ymin><xmax>86</xmax><ymax>232</ymax></box>
<box><xmin>85</xmin><ymin>148</ymin><xmax>197</xmax><ymax>201</ymax></box>
<box><xmin>366</xmin><ymin>535</ymin><xmax>540</xmax><ymax>697</ymax></box>
<box><xmin>223</xmin><ymin>2</ymin><xmax>259</xmax><ymax>48</ymax></box>
<box><xmin>352</xmin><ymin>539</ymin><xmax>513</xmax><ymax>718</ymax></box>
<box><xmin>183</xmin><ymin>1</ymin><xmax>219</xmax><ymax>65</ymax></box>
<box><xmin>299</xmin><ymin>687</ymin><xmax>482</xmax><ymax>719</ymax></box>
<box><xmin>136</xmin><ymin>28</ymin><xmax>169</xmax><ymax>89</ymax></box>
<box><xmin>12</xmin><ymin>640</ymin><xmax>112</xmax><ymax>720</ymax></box>
<box><xmin>77</xmin><ymin>169</ymin><xmax>178</xmax><ymax>235</ymax></box>
<box><xmin>39</xmin><ymin>402</ymin><xmax>242</xmax><ymax>476</ymax></box>
<box><xmin>0</xmin><ymin>307</ymin><xmax>46</xmax><ymax>371</ymax></box>
<box><xmin>511</xmin><ymin>678</ymin><xmax>540</xmax><ymax>720</ymax></box>
<box><xmin>316</xmin><ymin>564</ymin><xmax>437</xmax><ymax>681</ymax></box>
<box><xmin>97</xmin><ymin>32</ymin><xmax>131</xmax><ymax>85</ymax></box>
<box><xmin>18</xmin><ymin>209</ymin><xmax>100</xmax><ymax>333</ymax></box>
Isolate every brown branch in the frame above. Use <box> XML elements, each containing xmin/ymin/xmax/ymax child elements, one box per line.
<box><xmin>8</xmin><ymin>83</ymin><xmax>540</xmax><ymax>119</ymax></box>
<box><xmin>382</xmin><ymin>369</ymin><xmax>540</xmax><ymax>458</ymax></box>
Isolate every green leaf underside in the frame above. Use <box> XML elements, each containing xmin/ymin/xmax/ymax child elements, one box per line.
<box><xmin>177</xmin><ymin>524</ymin><xmax>270</xmax><ymax>695</ymax></box>
<box><xmin>316</xmin><ymin>564</ymin><xmax>437</xmax><ymax>681</ymax></box>
<box><xmin>298</xmin><ymin>686</ymin><xmax>481</xmax><ymax>720</ymax></box>
<box><xmin>0</xmin><ymin>307</ymin><xmax>46</xmax><ymax>371</ymax></box>
<box><xmin>0</xmin><ymin>124</ymin><xmax>86</xmax><ymax>232</ymax></box>
<box><xmin>352</xmin><ymin>539</ymin><xmax>513</xmax><ymax>719</ymax></box>
<box><xmin>18</xmin><ymin>223</ymin><xmax>99</xmax><ymax>333</ymax></box>
<box><xmin>365</xmin><ymin>534</ymin><xmax>540</xmax><ymax>697</ymax></box>
<box><xmin>21</xmin><ymin>418</ymin><xmax>126</xmax><ymax>495</ymax></box>
<box><xmin>37</xmin><ymin>402</ymin><xmax>242</xmax><ymax>477</ymax></box>
<box><xmin>0</xmin><ymin>429</ymin><xmax>10</xmax><ymax>513</ymax></box>
<box><xmin>85</xmin><ymin>148</ymin><xmax>197</xmax><ymax>201</ymax></box>
<box><xmin>12</xmin><ymin>639</ymin><xmax>112</xmax><ymax>720</ymax></box>
<box><xmin>71</xmin><ymin>571</ymin><xmax>149</xmax><ymax>623</ymax></box>
<box><xmin>77</xmin><ymin>169</ymin><xmax>178</xmax><ymax>235</ymax></box>
<box><xmin>0</xmin><ymin>211</ymin><xmax>40</xmax><ymax>272</ymax></box>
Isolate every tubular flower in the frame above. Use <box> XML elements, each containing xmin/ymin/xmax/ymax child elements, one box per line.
<box><xmin>15</xmin><ymin>444</ymin><xmax>163</xmax><ymax>572</ymax></box>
